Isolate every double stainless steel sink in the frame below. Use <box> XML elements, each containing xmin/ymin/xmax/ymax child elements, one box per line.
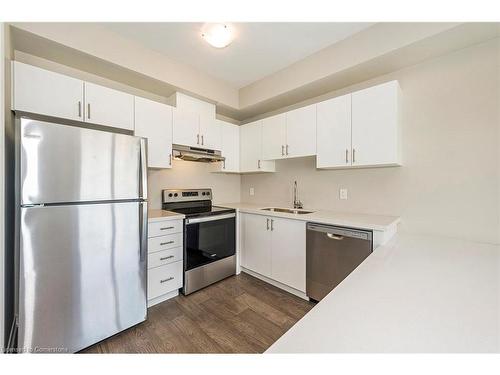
<box><xmin>261</xmin><ymin>207</ymin><xmax>314</xmax><ymax>215</ymax></box>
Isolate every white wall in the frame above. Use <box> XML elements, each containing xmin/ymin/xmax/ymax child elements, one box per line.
<box><xmin>241</xmin><ymin>39</ymin><xmax>500</xmax><ymax>245</ymax></box>
<box><xmin>147</xmin><ymin>160</ymin><xmax>241</xmax><ymax>209</ymax></box>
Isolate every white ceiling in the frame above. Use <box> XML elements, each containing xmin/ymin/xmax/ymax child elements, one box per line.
<box><xmin>100</xmin><ymin>22</ymin><xmax>373</xmax><ymax>89</ymax></box>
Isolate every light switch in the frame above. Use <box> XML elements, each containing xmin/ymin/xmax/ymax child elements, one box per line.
<box><xmin>339</xmin><ymin>188</ymin><xmax>348</xmax><ymax>200</ymax></box>
<box><xmin>249</xmin><ymin>187</ymin><xmax>255</xmax><ymax>196</ymax></box>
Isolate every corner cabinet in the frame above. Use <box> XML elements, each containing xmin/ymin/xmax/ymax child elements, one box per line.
<box><xmin>12</xmin><ymin>61</ymin><xmax>135</xmax><ymax>131</ymax></box>
<box><xmin>134</xmin><ymin>97</ymin><xmax>173</xmax><ymax>169</ymax></box>
<box><xmin>351</xmin><ymin>81</ymin><xmax>400</xmax><ymax>167</ymax></box>
<box><xmin>239</xmin><ymin>120</ymin><xmax>275</xmax><ymax>173</ymax></box>
<box><xmin>240</xmin><ymin>213</ymin><xmax>306</xmax><ymax>293</ymax></box>
<box><xmin>317</xmin><ymin>80</ymin><xmax>401</xmax><ymax>169</ymax></box>
<box><xmin>212</xmin><ymin>120</ymin><xmax>240</xmax><ymax>173</ymax></box>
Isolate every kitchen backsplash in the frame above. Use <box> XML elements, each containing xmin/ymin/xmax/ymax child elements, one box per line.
<box><xmin>148</xmin><ymin>159</ymin><xmax>241</xmax><ymax>209</ymax></box>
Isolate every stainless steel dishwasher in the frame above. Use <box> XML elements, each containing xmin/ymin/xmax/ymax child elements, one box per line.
<box><xmin>306</xmin><ymin>223</ymin><xmax>373</xmax><ymax>301</ymax></box>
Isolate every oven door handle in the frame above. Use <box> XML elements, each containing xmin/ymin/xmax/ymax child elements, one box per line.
<box><xmin>186</xmin><ymin>213</ymin><xmax>236</xmax><ymax>225</ymax></box>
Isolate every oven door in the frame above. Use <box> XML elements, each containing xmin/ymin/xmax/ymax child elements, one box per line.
<box><xmin>185</xmin><ymin>213</ymin><xmax>236</xmax><ymax>271</ymax></box>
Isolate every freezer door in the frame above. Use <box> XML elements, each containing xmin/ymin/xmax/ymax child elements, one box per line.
<box><xmin>18</xmin><ymin>202</ymin><xmax>147</xmax><ymax>353</ymax></box>
<box><xmin>20</xmin><ymin>118</ymin><xmax>143</xmax><ymax>205</ymax></box>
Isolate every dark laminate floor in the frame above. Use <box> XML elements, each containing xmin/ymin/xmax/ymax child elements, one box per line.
<box><xmin>83</xmin><ymin>273</ymin><xmax>315</xmax><ymax>354</ymax></box>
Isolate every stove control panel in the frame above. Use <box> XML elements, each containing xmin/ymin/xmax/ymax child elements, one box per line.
<box><xmin>162</xmin><ymin>188</ymin><xmax>212</xmax><ymax>203</ymax></box>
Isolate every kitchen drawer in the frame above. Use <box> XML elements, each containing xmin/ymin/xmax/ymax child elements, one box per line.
<box><xmin>148</xmin><ymin>232</ymin><xmax>183</xmax><ymax>253</ymax></box>
<box><xmin>148</xmin><ymin>261</ymin><xmax>183</xmax><ymax>300</ymax></box>
<box><xmin>148</xmin><ymin>247</ymin><xmax>183</xmax><ymax>269</ymax></box>
<box><xmin>148</xmin><ymin>219</ymin><xmax>183</xmax><ymax>238</ymax></box>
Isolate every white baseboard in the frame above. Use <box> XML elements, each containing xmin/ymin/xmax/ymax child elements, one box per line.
<box><xmin>240</xmin><ymin>267</ymin><xmax>309</xmax><ymax>301</ymax></box>
<box><xmin>147</xmin><ymin>289</ymin><xmax>179</xmax><ymax>308</ymax></box>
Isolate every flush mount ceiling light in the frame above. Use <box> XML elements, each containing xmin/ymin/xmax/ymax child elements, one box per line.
<box><xmin>201</xmin><ymin>23</ymin><xmax>233</xmax><ymax>48</ymax></box>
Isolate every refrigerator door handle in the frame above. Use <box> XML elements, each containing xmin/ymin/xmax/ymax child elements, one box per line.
<box><xmin>139</xmin><ymin>138</ymin><xmax>148</xmax><ymax>200</ymax></box>
<box><xmin>139</xmin><ymin>202</ymin><xmax>148</xmax><ymax>261</ymax></box>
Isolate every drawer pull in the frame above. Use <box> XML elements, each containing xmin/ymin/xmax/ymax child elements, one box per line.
<box><xmin>160</xmin><ymin>240</ymin><xmax>174</xmax><ymax>246</ymax></box>
<box><xmin>160</xmin><ymin>226</ymin><xmax>175</xmax><ymax>230</ymax></box>
<box><xmin>160</xmin><ymin>255</ymin><xmax>174</xmax><ymax>261</ymax></box>
<box><xmin>160</xmin><ymin>277</ymin><xmax>174</xmax><ymax>283</ymax></box>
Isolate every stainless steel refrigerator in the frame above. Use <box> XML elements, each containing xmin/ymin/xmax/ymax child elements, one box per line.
<box><xmin>15</xmin><ymin>117</ymin><xmax>148</xmax><ymax>353</ymax></box>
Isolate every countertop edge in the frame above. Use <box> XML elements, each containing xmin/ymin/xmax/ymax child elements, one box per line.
<box><xmin>147</xmin><ymin>209</ymin><xmax>185</xmax><ymax>222</ymax></box>
<box><xmin>217</xmin><ymin>203</ymin><xmax>401</xmax><ymax>232</ymax></box>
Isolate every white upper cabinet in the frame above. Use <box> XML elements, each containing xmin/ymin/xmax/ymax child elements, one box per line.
<box><xmin>12</xmin><ymin>62</ymin><xmax>135</xmax><ymax>131</ymax></box>
<box><xmin>317</xmin><ymin>94</ymin><xmax>352</xmax><ymax>168</ymax></box>
<box><xmin>261</xmin><ymin>105</ymin><xmax>316</xmax><ymax>161</ymax></box>
<box><xmin>199</xmin><ymin>115</ymin><xmax>221</xmax><ymax>150</ymax></box>
<box><xmin>240</xmin><ymin>120</ymin><xmax>275</xmax><ymax>173</ymax></box>
<box><xmin>172</xmin><ymin>107</ymin><xmax>200</xmax><ymax>147</ymax></box>
<box><xmin>351</xmin><ymin>81</ymin><xmax>400</xmax><ymax>167</ymax></box>
<box><xmin>316</xmin><ymin>81</ymin><xmax>401</xmax><ymax>169</ymax></box>
<box><xmin>262</xmin><ymin>114</ymin><xmax>286</xmax><ymax>160</ymax></box>
<box><xmin>171</xmin><ymin>92</ymin><xmax>221</xmax><ymax>150</ymax></box>
<box><xmin>84</xmin><ymin>82</ymin><xmax>134</xmax><ymax>130</ymax></box>
<box><xmin>213</xmin><ymin>120</ymin><xmax>239</xmax><ymax>173</ymax></box>
<box><xmin>12</xmin><ymin>61</ymin><xmax>84</xmax><ymax>122</ymax></box>
<box><xmin>285</xmin><ymin>104</ymin><xmax>316</xmax><ymax>158</ymax></box>
<box><xmin>134</xmin><ymin>97</ymin><xmax>173</xmax><ymax>169</ymax></box>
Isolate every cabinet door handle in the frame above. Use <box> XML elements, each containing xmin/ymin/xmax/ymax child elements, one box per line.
<box><xmin>160</xmin><ymin>277</ymin><xmax>174</xmax><ymax>283</ymax></box>
<box><xmin>87</xmin><ymin>103</ymin><xmax>90</xmax><ymax>119</ymax></box>
<box><xmin>346</xmin><ymin>149</ymin><xmax>349</xmax><ymax>164</ymax></box>
<box><xmin>223</xmin><ymin>160</ymin><xmax>226</xmax><ymax>169</ymax></box>
<box><xmin>169</xmin><ymin>154</ymin><xmax>172</xmax><ymax>165</ymax></box>
<box><xmin>352</xmin><ymin>149</ymin><xmax>356</xmax><ymax>163</ymax></box>
<box><xmin>160</xmin><ymin>240</ymin><xmax>174</xmax><ymax>246</ymax></box>
<box><xmin>258</xmin><ymin>160</ymin><xmax>261</xmax><ymax>169</ymax></box>
<box><xmin>197</xmin><ymin>134</ymin><xmax>200</xmax><ymax>144</ymax></box>
<box><xmin>286</xmin><ymin>144</ymin><xmax>289</xmax><ymax>155</ymax></box>
<box><xmin>201</xmin><ymin>135</ymin><xmax>204</xmax><ymax>145</ymax></box>
<box><xmin>266</xmin><ymin>218</ymin><xmax>270</xmax><ymax>230</ymax></box>
<box><xmin>78</xmin><ymin>101</ymin><xmax>82</xmax><ymax>117</ymax></box>
<box><xmin>270</xmin><ymin>219</ymin><xmax>274</xmax><ymax>231</ymax></box>
<box><xmin>160</xmin><ymin>255</ymin><xmax>174</xmax><ymax>261</ymax></box>
<box><xmin>281</xmin><ymin>145</ymin><xmax>285</xmax><ymax>156</ymax></box>
<box><xmin>160</xmin><ymin>226</ymin><xmax>174</xmax><ymax>230</ymax></box>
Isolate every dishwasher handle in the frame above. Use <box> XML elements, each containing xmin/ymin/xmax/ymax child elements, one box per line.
<box><xmin>307</xmin><ymin>223</ymin><xmax>372</xmax><ymax>241</ymax></box>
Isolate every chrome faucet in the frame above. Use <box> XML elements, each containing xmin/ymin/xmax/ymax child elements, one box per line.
<box><xmin>293</xmin><ymin>180</ymin><xmax>303</xmax><ymax>209</ymax></box>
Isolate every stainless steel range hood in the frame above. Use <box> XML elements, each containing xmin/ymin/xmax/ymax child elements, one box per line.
<box><xmin>172</xmin><ymin>144</ymin><xmax>225</xmax><ymax>163</ymax></box>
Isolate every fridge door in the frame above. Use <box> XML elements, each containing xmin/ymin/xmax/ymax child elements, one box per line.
<box><xmin>18</xmin><ymin>201</ymin><xmax>147</xmax><ymax>353</ymax></box>
<box><xmin>20</xmin><ymin>118</ymin><xmax>144</xmax><ymax>205</ymax></box>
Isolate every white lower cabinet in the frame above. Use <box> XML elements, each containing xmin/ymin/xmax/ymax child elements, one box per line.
<box><xmin>147</xmin><ymin>217</ymin><xmax>184</xmax><ymax>307</ymax></box>
<box><xmin>241</xmin><ymin>213</ymin><xmax>272</xmax><ymax>276</ymax></box>
<box><xmin>148</xmin><ymin>261</ymin><xmax>183</xmax><ymax>301</ymax></box>
<box><xmin>270</xmin><ymin>217</ymin><xmax>306</xmax><ymax>292</ymax></box>
<box><xmin>241</xmin><ymin>213</ymin><xmax>306</xmax><ymax>293</ymax></box>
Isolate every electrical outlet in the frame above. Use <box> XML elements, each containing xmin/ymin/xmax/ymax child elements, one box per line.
<box><xmin>339</xmin><ymin>188</ymin><xmax>348</xmax><ymax>200</ymax></box>
<box><xmin>249</xmin><ymin>187</ymin><xmax>255</xmax><ymax>196</ymax></box>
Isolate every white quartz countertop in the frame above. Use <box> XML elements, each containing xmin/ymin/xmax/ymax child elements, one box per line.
<box><xmin>148</xmin><ymin>209</ymin><xmax>185</xmax><ymax>222</ymax></box>
<box><xmin>217</xmin><ymin>202</ymin><xmax>400</xmax><ymax>232</ymax></box>
<box><xmin>266</xmin><ymin>233</ymin><xmax>500</xmax><ymax>353</ymax></box>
